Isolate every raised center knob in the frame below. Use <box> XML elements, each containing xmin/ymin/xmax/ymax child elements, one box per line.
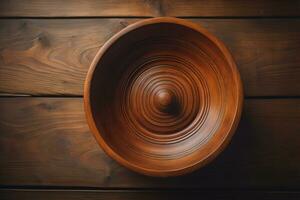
<box><xmin>154</xmin><ymin>89</ymin><xmax>179</xmax><ymax>114</ymax></box>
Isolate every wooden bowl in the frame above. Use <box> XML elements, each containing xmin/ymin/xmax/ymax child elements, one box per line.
<box><xmin>84</xmin><ymin>17</ymin><xmax>243</xmax><ymax>177</ymax></box>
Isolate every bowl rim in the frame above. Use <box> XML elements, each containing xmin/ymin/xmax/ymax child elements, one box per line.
<box><xmin>84</xmin><ymin>17</ymin><xmax>244</xmax><ymax>177</ymax></box>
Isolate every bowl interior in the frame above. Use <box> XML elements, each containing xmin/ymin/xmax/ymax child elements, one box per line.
<box><xmin>87</xmin><ymin>20</ymin><xmax>241</xmax><ymax>176</ymax></box>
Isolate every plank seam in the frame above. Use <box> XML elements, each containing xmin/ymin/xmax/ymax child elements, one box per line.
<box><xmin>1</xmin><ymin>16</ymin><xmax>300</xmax><ymax>19</ymax></box>
<box><xmin>0</xmin><ymin>95</ymin><xmax>300</xmax><ymax>99</ymax></box>
<box><xmin>1</xmin><ymin>186</ymin><xmax>300</xmax><ymax>192</ymax></box>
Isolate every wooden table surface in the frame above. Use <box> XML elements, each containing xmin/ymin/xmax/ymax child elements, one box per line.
<box><xmin>0</xmin><ymin>0</ymin><xmax>299</xmax><ymax>199</ymax></box>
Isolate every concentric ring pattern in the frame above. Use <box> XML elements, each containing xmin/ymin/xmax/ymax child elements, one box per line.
<box><xmin>84</xmin><ymin>18</ymin><xmax>243</xmax><ymax>177</ymax></box>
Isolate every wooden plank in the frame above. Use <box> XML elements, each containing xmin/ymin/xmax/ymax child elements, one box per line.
<box><xmin>0</xmin><ymin>19</ymin><xmax>300</xmax><ymax>96</ymax></box>
<box><xmin>0</xmin><ymin>0</ymin><xmax>156</xmax><ymax>17</ymax></box>
<box><xmin>0</xmin><ymin>0</ymin><xmax>300</xmax><ymax>17</ymax></box>
<box><xmin>0</xmin><ymin>98</ymin><xmax>299</xmax><ymax>188</ymax></box>
<box><xmin>164</xmin><ymin>0</ymin><xmax>300</xmax><ymax>17</ymax></box>
<box><xmin>1</xmin><ymin>189</ymin><xmax>300</xmax><ymax>200</ymax></box>
<box><xmin>0</xmin><ymin>19</ymin><xmax>137</xmax><ymax>96</ymax></box>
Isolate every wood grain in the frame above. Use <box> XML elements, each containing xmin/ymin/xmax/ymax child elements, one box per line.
<box><xmin>0</xmin><ymin>0</ymin><xmax>299</xmax><ymax>17</ymax></box>
<box><xmin>0</xmin><ymin>98</ymin><xmax>299</xmax><ymax>188</ymax></box>
<box><xmin>1</xmin><ymin>189</ymin><xmax>300</xmax><ymax>200</ymax></box>
<box><xmin>0</xmin><ymin>19</ymin><xmax>300</xmax><ymax>96</ymax></box>
<box><xmin>0</xmin><ymin>0</ymin><xmax>156</xmax><ymax>17</ymax></box>
<box><xmin>162</xmin><ymin>0</ymin><xmax>300</xmax><ymax>17</ymax></box>
<box><xmin>0</xmin><ymin>19</ymin><xmax>136</xmax><ymax>96</ymax></box>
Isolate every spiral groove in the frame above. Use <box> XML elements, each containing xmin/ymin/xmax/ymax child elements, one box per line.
<box><xmin>118</xmin><ymin>55</ymin><xmax>211</xmax><ymax>146</ymax></box>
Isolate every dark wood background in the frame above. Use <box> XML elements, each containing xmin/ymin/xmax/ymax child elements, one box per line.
<box><xmin>0</xmin><ymin>0</ymin><xmax>299</xmax><ymax>199</ymax></box>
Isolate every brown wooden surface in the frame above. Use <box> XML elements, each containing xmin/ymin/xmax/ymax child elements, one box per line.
<box><xmin>0</xmin><ymin>0</ymin><xmax>299</xmax><ymax>198</ymax></box>
<box><xmin>0</xmin><ymin>0</ymin><xmax>300</xmax><ymax>17</ymax></box>
<box><xmin>1</xmin><ymin>189</ymin><xmax>300</xmax><ymax>200</ymax></box>
<box><xmin>0</xmin><ymin>98</ymin><xmax>299</xmax><ymax>189</ymax></box>
<box><xmin>0</xmin><ymin>19</ymin><xmax>300</xmax><ymax>96</ymax></box>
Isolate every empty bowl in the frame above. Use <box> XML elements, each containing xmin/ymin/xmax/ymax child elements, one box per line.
<box><xmin>84</xmin><ymin>17</ymin><xmax>243</xmax><ymax>177</ymax></box>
